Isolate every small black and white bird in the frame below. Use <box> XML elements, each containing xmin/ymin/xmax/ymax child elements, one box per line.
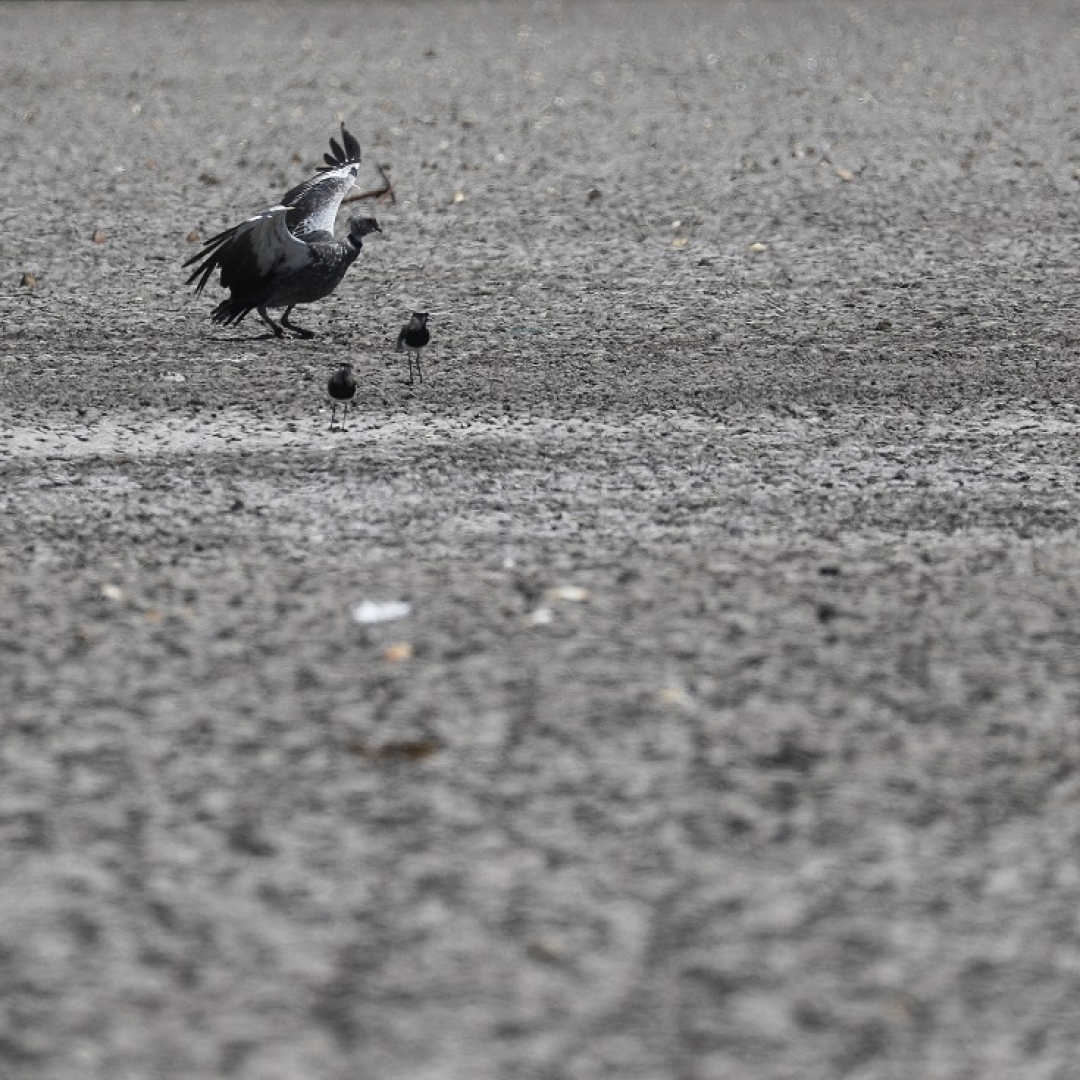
<box><xmin>396</xmin><ymin>312</ymin><xmax>431</xmax><ymax>385</ymax></box>
<box><xmin>327</xmin><ymin>363</ymin><xmax>358</xmax><ymax>430</ymax></box>
<box><xmin>184</xmin><ymin>124</ymin><xmax>381</xmax><ymax>339</ymax></box>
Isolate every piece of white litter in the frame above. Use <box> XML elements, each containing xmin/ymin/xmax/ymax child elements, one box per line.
<box><xmin>546</xmin><ymin>585</ymin><xmax>590</xmax><ymax>603</ymax></box>
<box><xmin>351</xmin><ymin>600</ymin><xmax>411</xmax><ymax>625</ymax></box>
<box><xmin>162</xmin><ymin>373</ymin><xmax>186</xmax><ymax>382</ymax></box>
<box><xmin>524</xmin><ymin>606</ymin><xmax>554</xmax><ymax>627</ymax></box>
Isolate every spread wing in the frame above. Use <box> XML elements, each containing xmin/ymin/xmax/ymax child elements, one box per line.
<box><xmin>278</xmin><ymin>124</ymin><xmax>362</xmax><ymax>238</ymax></box>
<box><xmin>183</xmin><ymin>124</ymin><xmax>362</xmax><ymax>290</ymax></box>
<box><xmin>184</xmin><ymin>206</ymin><xmax>312</xmax><ymax>295</ymax></box>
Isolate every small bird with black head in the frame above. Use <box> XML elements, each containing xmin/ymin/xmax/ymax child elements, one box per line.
<box><xmin>327</xmin><ymin>363</ymin><xmax>357</xmax><ymax>430</ymax></box>
<box><xmin>396</xmin><ymin>312</ymin><xmax>430</xmax><ymax>385</ymax></box>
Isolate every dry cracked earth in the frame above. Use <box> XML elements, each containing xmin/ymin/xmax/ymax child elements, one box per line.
<box><xmin>2</xmin><ymin>2</ymin><xmax>1080</xmax><ymax>1078</ymax></box>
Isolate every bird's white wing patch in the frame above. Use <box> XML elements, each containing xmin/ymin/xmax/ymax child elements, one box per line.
<box><xmin>281</xmin><ymin>165</ymin><xmax>358</xmax><ymax>237</ymax></box>
<box><xmin>241</xmin><ymin>205</ymin><xmax>313</xmax><ymax>276</ymax></box>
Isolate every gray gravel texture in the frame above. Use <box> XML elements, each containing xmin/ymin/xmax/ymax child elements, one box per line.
<box><xmin>3</xmin><ymin>1</ymin><xmax>1080</xmax><ymax>1078</ymax></box>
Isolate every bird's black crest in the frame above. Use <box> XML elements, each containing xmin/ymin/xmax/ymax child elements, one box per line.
<box><xmin>320</xmin><ymin>123</ymin><xmax>362</xmax><ymax>170</ymax></box>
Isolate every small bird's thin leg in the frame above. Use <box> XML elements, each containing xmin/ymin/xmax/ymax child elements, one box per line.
<box><xmin>341</xmin><ymin>403</ymin><xmax>349</xmax><ymax>431</ymax></box>
<box><xmin>407</xmin><ymin>355</ymin><xmax>414</xmax><ymax>386</ymax></box>
<box><xmin>281</xmin><ymin>306</ymin><xmax>315</xmax><ymax>339</ymax></box>
<box><xmin>257</xmin><ymin>306</ymin><xmax>284</xmax><ymax>337</ymax></box>
<box><xmin>330</xmin><ymin>403</ymin><xmax>338</xmax><ymax>430</ymax></box>
<box><xmin>416</xmin><ymin>352</ymin><xmax>424</xmax><ymax>385</ymax></box>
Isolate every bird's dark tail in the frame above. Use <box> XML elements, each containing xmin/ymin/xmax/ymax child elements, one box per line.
<box><xmin>211</xmin><ymin>297</ymin><xmax>250</xmax><ymax>327</ymax></box>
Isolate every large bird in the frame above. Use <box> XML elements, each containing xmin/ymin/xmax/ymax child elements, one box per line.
<box><xmin>184</xmin><ymin>124</ymin><xmax>381</xmax><ymax>339</ymax></box>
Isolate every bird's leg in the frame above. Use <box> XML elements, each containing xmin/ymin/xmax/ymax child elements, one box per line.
<box><xmin>281</xmin><ymin>306</ymin><xmax>315</xmax><ymax>340</ymax></box>
<box><xmin>257</xmin><ymin>306</ymin><xmax>285</xmax><ymax>338</ymax></box>
<box><xmin>341</xmin><ymin>403</ymin><xmax>349</xmax><ymax>431</ymax></box>
<box><xmin>416</xmin><ymin>352</ymin><xmax>424</xmax><ymax>385</ymax></box>
<box><xmin>330</xmin><ymin>403</ymin><xmax>338</xmax><ymax>430</ymax></box>
<box><xmin>406</xmin><ymin>355</ymin><xmax>414</xmax><ymax>386</ymax></box>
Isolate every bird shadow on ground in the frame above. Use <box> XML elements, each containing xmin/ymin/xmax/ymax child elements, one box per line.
<box><xmin>204</xmin><ymin>332</ymin><xmax>310</xmax><ymax>344</ymax></box>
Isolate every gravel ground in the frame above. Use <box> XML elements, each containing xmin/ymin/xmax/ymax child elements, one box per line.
<box><xmin>3</xmin><ymin>2</ymin><xmax>1080</xmax><ymax>1078</ymax></box>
